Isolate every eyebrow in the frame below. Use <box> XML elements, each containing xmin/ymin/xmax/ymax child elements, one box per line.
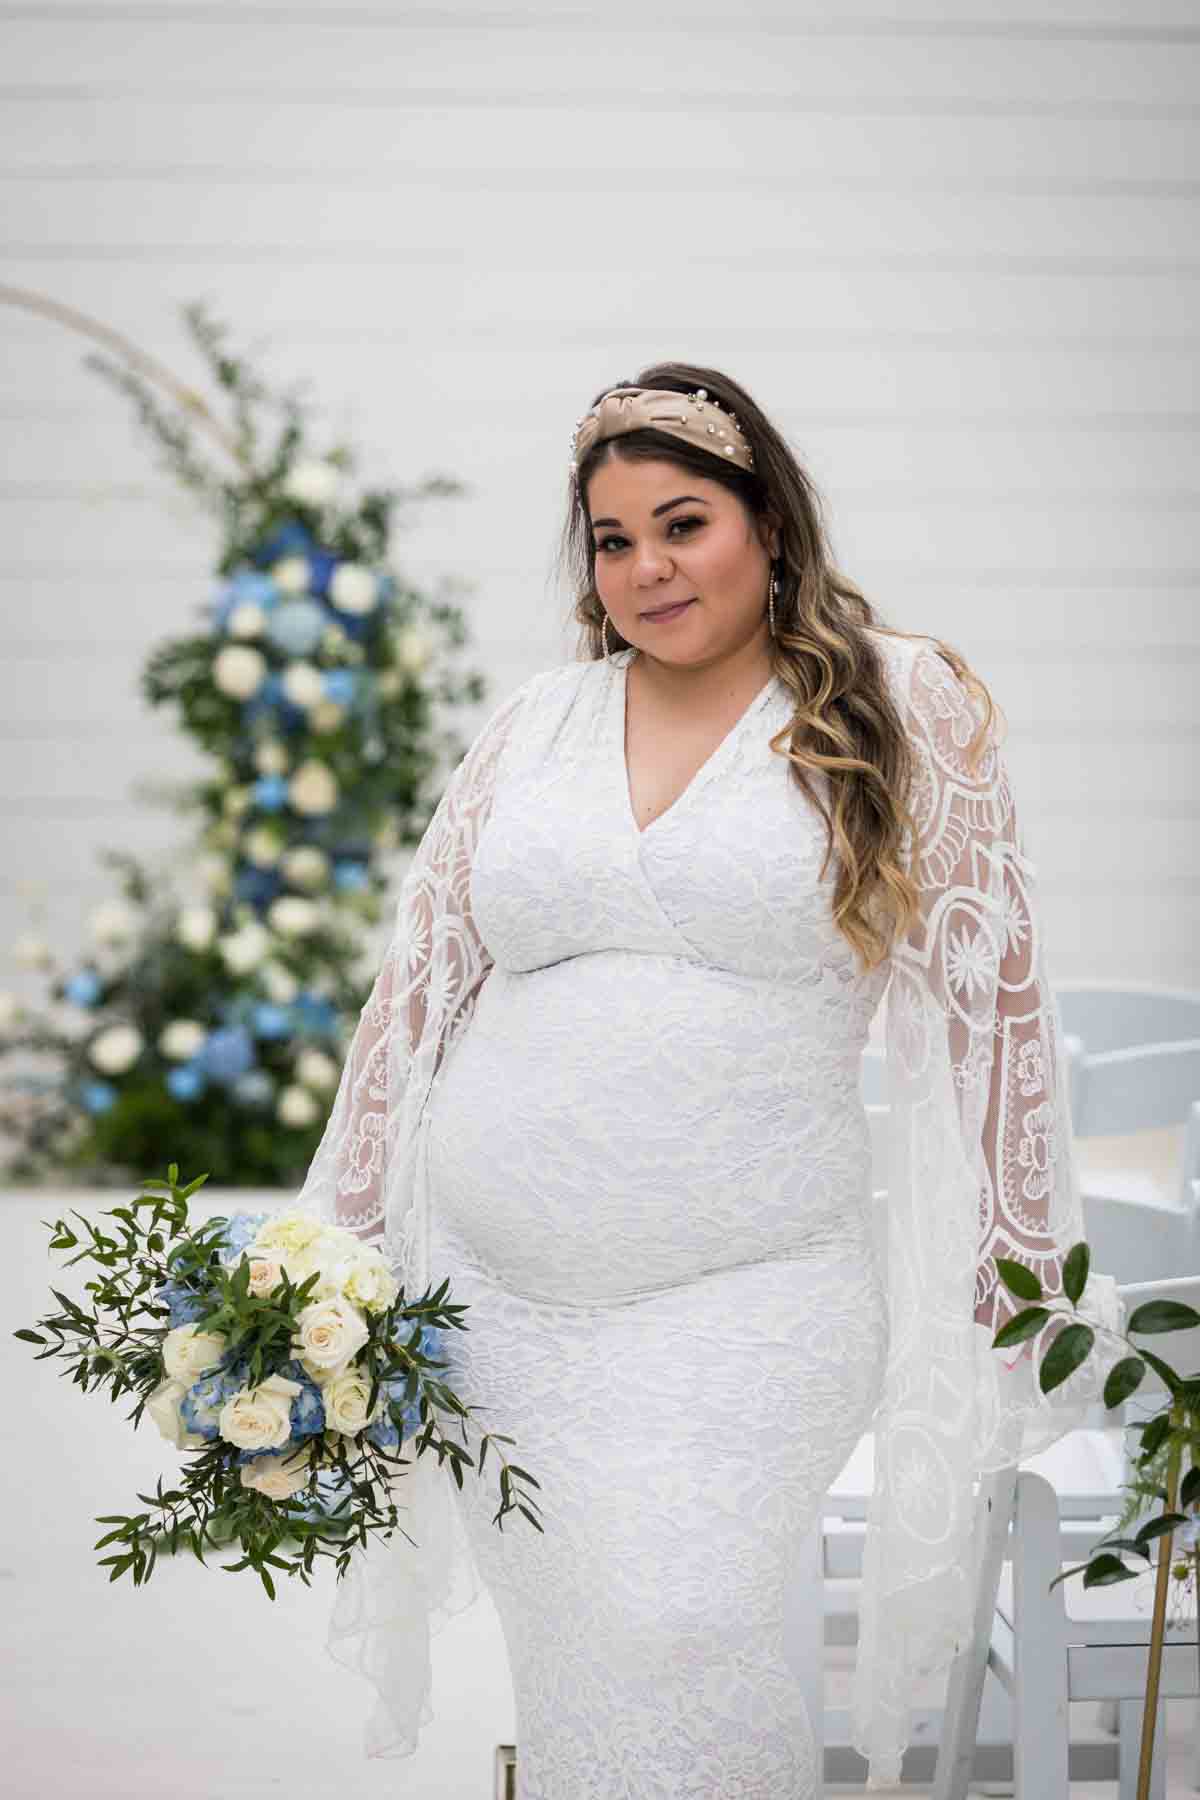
<box><xmin>590</xmin><ymin>495</ymin><xmax>711</xmax><ymax>529</ymax></box>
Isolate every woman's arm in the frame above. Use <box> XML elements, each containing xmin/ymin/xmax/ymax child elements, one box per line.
<box><xmin>294</xmin><ymin>671</ymin><xmax>539</xmax><ymax>1248</ymax></box>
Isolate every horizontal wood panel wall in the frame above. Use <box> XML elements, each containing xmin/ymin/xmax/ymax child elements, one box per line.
<box><xmin>0</xmin><ymin>0</ymin><xmax>1196</xmax><ymax>1004</ymax></box>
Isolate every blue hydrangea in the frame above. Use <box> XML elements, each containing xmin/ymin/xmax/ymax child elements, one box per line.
<box><xmin>167</xmin><ymin>1062</ymin><xmax>206</xmax><ymax>1103</ymax></box>
<box><xmin>213</xmin><ymin>1209</ymin><xmax>270</xmax><ymax>1264</ymax></box>
<box><xmin>80</xmin><ymin>1080</ymin><xmax>117</xmax><ymax>1114</ymax></box>
<box><xmin>233</xmin><ymin>867</ymin><xmax>282</xmax><ymax>910</ymax></box>
<box><xmin>180</xmin><ymin>1359</ymin><xmax>248</xmax><ymax>1441</ymax></box>
<box><xmin>198</xmin><ymin>1025</ymin><xmax>255</xmax><ymax>1084</ymax></box>
<box><xmin>252</xmin><ymin>774</ymin><xmax>289</xmax><ymax>812</ymax></box>
<box><xmin>252</xmin><ymin>523</ymin><xmax>314</xmax><ymax>568</ymax></box>
<box><xmin>332</xmin><ymin>859</ymin><xmax>369</xmax><ymax>893</ymax></box>
<box><xmin>279</xmin><ymin>1358</ymin><xmax>326</xmax><ymax>1441</ymax></box>
<box><xmin>155</xmin><ymin>1279</ymin><xmax>209</xmax><ymax>1327</ymax></box>
<box><xmin>292</xmin><ymin>992</ymin><xmax>338</xmax><ymax>1037</ymax></box>
<box><xmin>251</xmin><ymin>1002</ymin><xmax>291</xmax><ymax>1040</ymax></box>
<box><xmin>64</xmin><ymin>969</ymin><xmax>102</xmax><ymax>1007</ymax></box>
<box><xmin>321</xmin><ymin>669</ymin><xmax>358</xmax><ymax>708</ymax></box>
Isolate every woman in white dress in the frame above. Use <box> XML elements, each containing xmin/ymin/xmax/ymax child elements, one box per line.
<box><xmin>296</xmin><ymin>366</ymin><xmax>1123</xmax><ymax>1795</ymax></box>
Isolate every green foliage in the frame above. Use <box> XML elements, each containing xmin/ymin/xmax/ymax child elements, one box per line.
<box><xmin>0</xmin><ymin>303</ymin><xmax>492</xmax><ymax>1186</ymax></box>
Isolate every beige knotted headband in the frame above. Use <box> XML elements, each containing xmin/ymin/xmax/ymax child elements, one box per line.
<box><xmin>570</xmin><ymin>386</ymin><xmax>756</xmax><ymax>479</ymax></box>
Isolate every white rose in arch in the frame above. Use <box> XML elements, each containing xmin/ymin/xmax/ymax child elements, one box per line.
<box><xmin>310</xmin><ymin>700</ymin><xmax>344</xmax><ymax>734</ymax></box>
<box><xmin>292</xmin><ymin>1293</ymin><xmax>370</xmax><ymax>1376</ymax></box>
<box><xmin>219</xmin><ymin>1371</ymin><xmax>302</xmax><ymax>1452</ymax></box>
<box><xmin>281</xmin><ymin>661</ymin><xmax>324</xmax><ymax>709</ymax></box>
<box><xmin>296</xmin><ymin>1047</ymin><xmax>339</xmax><ymax>1092</ymax></box>
<box><xmin>277</xmin><ymin>1083</ymin><xmax>320</xmax><ymax>1128</ymax></box>
<box><xmin>158</xmin><ymin>1018</ymin><xmax>206</xmax><ymax>1061</ymax></box>
<box><xmin>281</xmin><ymin>846</ymin><xmax>328</xmax><ymax>891</ymax></box>
<box><xmin>222</xmin><ymin>786</ymin><xmax>252</xmax><ymax>821</ymax></box>
<box><xmin>13</xmin><ymin>933</ymin><xmax>55</xmax><ymax>971</ymax></box>
<box><xmin>244</xmin><ymin>826</ymin><xmax>284</xmax><ymax>869</ymax></box>
<box><xmin>271</xmin><ymin>553</ymin><xmax>312</xmax><ymax>594</ymax></box>
<box><xmin>87</xmin><ymin>1023</ymin><xmax>143</xmax><ymax>1075</ymax></box>
<box><xmin>267</xmin><ymin>895</ymin><xmax>319</xmax><ymax>938</ymax></box>
<box><xmin>213</xmin><ymin>644</ymin><xmax>267</xmax><ymax>700</ymax></box>
<box><xmin>175</xmin><ymin>906</ymin><xmax>217</xmax><ymax>952</ymax></box>
<box><xmin>239</xmin><ymin>1442</ymin><xmax>315</xmax><ymax>1500</ymax></box>
<box><xmin>217</xmin><ymin>920</ymin><xmax>271</xmax><ymax>976</ymax></box>
<box><xmin>145</xmin><ymin>1377</ymin><xmax>208</xmax><ymax>1451</ymax></box>
<box><xmin>393</xmin><ymin>626</ymin><xmax>435</xmax><ymax>673</ymax></box>
<box><xmin>281</xmin><ymin>460</ymin><xmax>341</xmax><ymax>509</ymax></box>
<box><xmin>162</xmin><ymin>1323</ymin><xmax>229</xmax><ymax>1383</ymax></box>
<box><xmin>253</xmin><ymin>740</ymin><xmax>289</xmax><ymax>776</ymax></box>
<box><xmin>260</xmin><ymin>960</ymin><xmax>299</xmax><ymax>1005</ymax></box>
<box><xmin>228</xmin><ymin>602</ymin><xmax>266</xmax><ymax>640</ymax></box>
<box><xmin>88</xmin><ymin>899</ymin><xmax>139</xmax><ymax>947</ymax></box>
<box><xmin>288</xmin><ymin>761</ymin><xmax>339</xmax><ymax>816</ymax></box>
<box><xmin>329</xmin><ymin>563</ymin><xmax>379</xmax><ymax>616</ymax></box>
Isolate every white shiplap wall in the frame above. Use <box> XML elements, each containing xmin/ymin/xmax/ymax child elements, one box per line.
<box><xmin>1</xmin><ymin>0</ymin><xmax>1197</xmax><ymax>1001</ymax></box>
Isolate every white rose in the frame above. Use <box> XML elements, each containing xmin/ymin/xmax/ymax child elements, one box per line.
<box><xmin>376</xmin><ymin>668</ymin><xmax>404</xmax><ymax>699</ymax></box>
<box><xmin>158</xmin><ymin>1017</ymin><xmax>206</xmax><ymax>1061</ymax></box>
<box><xmin>0</xmin><ymin>991</ymin><xmax>23</xmax><ymax>1030</ymax></box>
<box><xmin>289</xmin><ymin>761</ymin><xmax>338</xmax><ymax>816</ymax></box>
<box><xmin>320</xmin><ymin>624</ymin><xmax>349</xmax><ymax>657</ymax></box>
<box><xmin>13</xmin><ymin>933</ymin><xmax>54</xmax><ymax>971</ymax></box>
<box><xmin>217</xmin><ymin>920</ymin><xmax>271</xmax><ymax>976</ymax></box>
<box><xmin>253</xmin><ymin>740</ymin><xmax>289</xmax><ymax>777</ymax></box>
<box><xmin>332</xmin><ymin>1252</ymin><xmax>400</xmax><ymax>1316</ymax></box>
<box><xmin>87</xmin><ymin>1023</ymin><xmax>143</xmax><ymax>1075</ymax></box>
<box><xmin>277</xmin><ymin>1083</ymin><xmax>320</xmax><ymax>1128</ymax></box>
<box><xmin>260</xmin><ymin>960</ymin><xmax>299</xmax><ymax>1004</ymax></box>
<box><xmin>282</xmin><ymin>460</ymin><xmax>340</xmax><ymax>509</ymax></box>
<box><xmin>267</xmin><ymin>895</ymin><xmax>319</xmax><ymax>938</ymax></box>
<box><xmin>329</xmin><ymin>563</ymin><xmax>379</xmax><ymax>617</ymax></box>
<box><xmin>213</xmin><ymin>644</ymin><xmax>267</xmax><ymax>699</ymax></box>
<box><xmin>89</xmin><ymin>899</ymin><xmax>139</xmax><ymax>947</ymax></box>
<box><xmin>195</xmin><ymin>853</ymin><xmax>232</xmax><ymax>898</ymax></box>
<box><xmin>222</xmin><ymin>784</ymin><xmax>252</xmax><ymax>820</ymax></box>
<box><xmin>244</xmin><ymin>826</ymin><xmax>284</xmax><ymax>869</ymax></box>
<box><xmin>162</xmin><ymin>1323</ymin><xmax>229</xmax><ymax>1383</ymax></box>
<box><xmin>322</xmin><ymin>1367</ymin><xmax>380</xmax><ymax>1436</ymax></box>
<box><xmin>145</xmin><ymin>1377</ymin><xmax>208</xmax><ymax>1451</ymax></box>
<box><xmin>244</xmin><ymin>1254</ymin><xmax>284</xmax><ymax>1298</ymax></box>
<box><xmin>293</xmin><ymin>1294</ymin><xmax>370</xmax><ymax>1376</ymax></box>
<box><xmin>175</xmin><ymin>906</ymin><xmax>217</xmax><ymax>952</ymax></box>
<box><xmin>271</xmin><ymin>553</ymin><xmax>312</xmax><ymax>594</ymax></box>
<box><xmin>310</xmin><ymin>700</ymin><xmax>345</xmax><ymax>734</ymax></box>
<box><xmin>296</xmin><ymin>1047</ymin><xmax>339</xmax><ymax>1092</ymax></box>
<box><xmin>281</xmin><ymin>661</ymin><xmax>324</xmax><ymax>709</ymax></box>
<box><xmin>281</xmin><ymin>846</ymin><xmax>329</xmax><ymax>891</ymax></box>
<box><xmin>393</xmin><ymin>626</ymin><xmax>434</xmax><ymax>673</ymax></box>
<box><xmin>228</xmin><ymin>602</ymin><xmax>266</xmax><ymax>640</ymax></box>
<box><xmin>239</xmin><ymin>1442</ymin><xmax>314</xmax><ymax>1500</ymax></box>
<box><xmin>218</xmin><ymin>1371</ymin><xmax>302</xmax><ymax>1452</ymax></box>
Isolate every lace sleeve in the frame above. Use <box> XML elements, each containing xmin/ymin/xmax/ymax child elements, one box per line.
<box><xmin>851</xmin><ymin>637</ymin><xmax>1125</xmax><ymax>1789</ymax></box>
<box><xmin>293</xmin><ymin>670</ymin><xmax>535</xmax><ymax>1267</ymax></box>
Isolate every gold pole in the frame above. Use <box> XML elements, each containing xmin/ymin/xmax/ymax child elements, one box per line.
<box><xmin>0</xmin><ymin>283</ymin><xmax>251</xmax><ymax>471</ymax></box>
<box><xmin>1137</xmin><ymin>1407</ymin><xmax>1184</xmax><ymax>1800</ymax></box>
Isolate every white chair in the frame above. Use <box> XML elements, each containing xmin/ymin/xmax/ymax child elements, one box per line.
<box><xmin>932</xmin><ymin>1274</ymin><xmax>1200</xmax><ymax>1800</ymax></box>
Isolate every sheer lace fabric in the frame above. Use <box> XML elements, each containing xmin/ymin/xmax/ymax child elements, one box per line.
<box><xmin>293</xmin><ymin>631</ymin><xmax>1124</xmax><ymax>1792</ymax></box>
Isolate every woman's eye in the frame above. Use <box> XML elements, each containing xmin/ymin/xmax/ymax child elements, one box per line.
<box><xmin>595</xmin><ymin>516</ymin><xmax>702</xmax><ymax>555</ymax></box>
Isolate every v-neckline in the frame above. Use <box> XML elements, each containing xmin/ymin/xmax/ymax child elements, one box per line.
<box><xmin>614</xmin><ymin>648</ymin><xmax>780</xmax><ymax>842</ymax></box>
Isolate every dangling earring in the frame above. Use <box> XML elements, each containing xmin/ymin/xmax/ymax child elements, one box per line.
<box><xmin>768</xmin><ymin>565</ymin><xmax>778</xmax><ymax>638</ymax></box>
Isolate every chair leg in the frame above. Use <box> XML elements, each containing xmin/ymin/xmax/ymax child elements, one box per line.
<box><xmin>932</xmin><ymin>1466</ymin><xmax>1017</xmax><ymax>1800</ymax></box>
<box><xmin>1011</xmin><ymin>1473</ymin><xmax>1070</xmax><ymax>1799</ymax></box>
<box><xmin>1119</xmin><ymin>1695</ymin><xmax>1167</xmax><ymax>1800</ymax></box>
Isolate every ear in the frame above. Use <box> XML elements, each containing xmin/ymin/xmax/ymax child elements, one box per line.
<box><xmin>758</xmin><ymin>510</ymin><xmax>783</xmax><ymax>561</ymax></box>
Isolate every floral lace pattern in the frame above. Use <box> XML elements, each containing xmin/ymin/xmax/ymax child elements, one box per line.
<box><xmin>294</xmin><ymin>631</ymin><xmax>1124</xmax><ymax>1792</ymax></box>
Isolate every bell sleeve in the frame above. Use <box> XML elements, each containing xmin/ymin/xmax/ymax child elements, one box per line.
<box><xmin>850</xmin><ymin>638</ymin><xmax>1126</xmax><ymax>1788</ymax></box>
<box><xmin>290</xmin><ymin>666</ymin><xmax>545</xmax><ymax>1761</ymax></box>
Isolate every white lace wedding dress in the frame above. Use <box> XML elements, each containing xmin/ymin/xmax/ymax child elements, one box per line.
<box><xmin>296</xmin><ymin>628</ymin><xmax>1124</xmax><ymax>1795</ymax></box>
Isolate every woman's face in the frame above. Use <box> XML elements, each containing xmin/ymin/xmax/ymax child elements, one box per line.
<box><xmin>586</xmin><ymin>456</ymin><xmax>780</xmax><ymax>670</ymax></box>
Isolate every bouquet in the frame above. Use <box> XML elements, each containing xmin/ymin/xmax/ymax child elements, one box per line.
<box><xmin>13</xmin><ymin>1166</ymin><xmax>542</xmax><ymax>1598</ymax></box>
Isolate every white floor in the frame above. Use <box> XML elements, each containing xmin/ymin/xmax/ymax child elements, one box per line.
<box><xmin>2</xmin><ymin>1137</ymin><xmax>1194</xmax><ymax>1798</ymax></box>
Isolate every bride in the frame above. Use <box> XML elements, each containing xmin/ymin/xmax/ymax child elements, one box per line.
<box><xmin>296</xmin><ymin>363</ymin><xmax>1122</xmax><ymax>1796</ymax></box>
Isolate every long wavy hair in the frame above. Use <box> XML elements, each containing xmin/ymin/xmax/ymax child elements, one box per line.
<box><xmin>556</xmin><ymin>359</ymin><xmax>1004</xmax><ymax>972</ymax></box>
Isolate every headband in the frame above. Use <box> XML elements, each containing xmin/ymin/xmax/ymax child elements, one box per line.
<box><xmin>570</xmin><ymin>385</ymin><xmax>756</xmax><ymax>479</ymax></box>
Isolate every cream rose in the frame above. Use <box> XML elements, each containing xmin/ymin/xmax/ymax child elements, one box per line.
<box><xmin>158</xmin><ymin>1017</ymin><xmax>206</xmax><ymax>1061</ymax></box>
<box><xmin>175</xmin><ymin>906</ymin><xmax>217</xmax><ymax>952</ymax></box>
<box><xmin>271</xmin><ymin>552</ymin><xmax>313</xmax><ymax>593</ymax></box>
<box><xmin>292</xmin><ymin>1294</ymin><xmax>370</xmax><ymax>1378</ymax></box>
<box><xmin>87</xmin><ymin>1023</ymin><xmax>143</xmax><ymax>1075</ymax></box>
<box><xmin>213</xmin><ymin>644</ymin><xmax>267</xmax><ymax>699</ymax></box>
<box><xmin>162</xmin><ymin>1323</ymin><xmax>228</xmax><ymax>1383</ymax></box>
<box><xmin>281</xmin><ymin>661</ymin><xmax>324</xmax><ymax>709</ymax></box>
<box><xmin>288</xmin><ymin>760</ymin><xmax>338</xmax><ymax>816</ymax></box>
<box><xmin>239</xmin><ymin>1442</ymin><xmax>315</xmax><ymax>1500</ymax></box>
<box><xmin>329</xmin><ymin>562</ymin><xmax>379</xmax><ymax>616</ymax></box>
<box><xmin>333</xmin><ymin>1252</ymin><xmax>400</xmax><ymax>1316</ymax></box>
<box><xmin>145</xmin><ymin>1377</ymin><xmax>208</xmax><ymax>1451</ymax></box>
<box><xmin>277</xmin><ymin>1084</ymin><xmax>320</xmax><ymax>1128</ymax></box>
<box><xmin>322</xmin><ymin>1367</ymin><xmax>380</xmax><ymax>1436</ymax></box>
<box><xmin>245</xmin><ymin>1254</ymin><xmax>284</xmax><ymax>1298</ymax></box>
<box><xmin>252</xmin><ymin>1212</ymin><xmax>326</xmax><ymax>1259</ymax></box>
<box><xmin>218</xmin><ymin>1372</ymin><xmax>302</xmax><ymax>1452</ymax></box>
